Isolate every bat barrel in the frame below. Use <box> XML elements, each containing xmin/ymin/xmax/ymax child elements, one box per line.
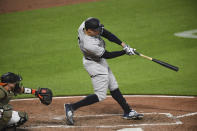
<box><xmin>134</xmin><ymin>50</ymin><xmax>179</xmax><ymax>72</ymax></box>
<box><xmin>152</xmin><ymin>59</ymin><xmax>179</xmax><ymax>72</ymax></box>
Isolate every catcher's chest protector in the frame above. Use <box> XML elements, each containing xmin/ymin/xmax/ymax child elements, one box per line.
<box><xmin>0</xmin><ymin>86</ymin><xmax>14</xmax><ymax>129</ymax></box>
<box><xmin>0</xmin><ymin>86</ymin><xmax>14</xmax><ymax>106</ymax></box>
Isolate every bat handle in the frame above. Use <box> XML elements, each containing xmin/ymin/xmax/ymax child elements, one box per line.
<box><xmin>134</xmin><ymin>50</ymin><xmax>153</xmax><ymax>60</ymax></box>
<box><xmin>134</xmin><ymin>50</ymin><xmax>140</xmax><ymax>56</ymax></box>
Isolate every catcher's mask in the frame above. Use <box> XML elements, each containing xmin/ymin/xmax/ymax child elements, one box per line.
<box><xmin>0</xmin><ymin>72</ymin><xmax>22</xmax><ymax>86</ymax></box>
<box><xmin>85</xmin><ymin>17</ymin><xmax>104</xmax><ymax>34</ymax></box>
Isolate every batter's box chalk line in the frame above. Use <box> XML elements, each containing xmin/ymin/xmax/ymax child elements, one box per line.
<box><xmin>11</xmin><ymin>95</ymin><xmax>196</xmax><ymax>102</ymax></box>
<box><xmin>117</xmin><ymin>128</ymin><xmax>143</xmax><ymax>131</ymax></box>
<box><xmin>19</xmin><ymin>112</ymin><xmax>185</xmax><ymax>129</ymax></box>
<box><xmin>175</xmin><ymin>112</ymin><xmax>197</xmax><ymax>118</ymax></box>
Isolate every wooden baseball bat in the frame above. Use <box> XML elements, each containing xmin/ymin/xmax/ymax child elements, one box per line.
<box><xmin>134</xmin><ymin>51</ymin><xmax>179</xmax><ymax>72</ymax></box>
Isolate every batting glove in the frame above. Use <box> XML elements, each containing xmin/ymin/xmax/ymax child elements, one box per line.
<box><xmin>123</xmin><ymin>45</ymin><xmax>136</xmax><ymax>55</ymax></box>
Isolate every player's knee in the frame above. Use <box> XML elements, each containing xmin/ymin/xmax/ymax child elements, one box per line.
<box><xmin>18</xmin><ymin>111</ymin><xmax>28</xmax><ymax>125</ymax></box>
<box><xmin>96</xmin><ymin>92</ymin><xmax>107</xmax><ymax>102</ymax></box>
<box><xmin>93</xmin><ymin>75</ymin><xmax>109</xmax><ymax>102</ymax></box>
<box><xmin>109</xmin><ymin>86</ymin><xmax>118</xmax><ymax>92</ymax></box>
<box><xmin>7</xmin><ymin>111</ymin><xmax>28</xmax><ymax>128</ymax></box>
<box><xmin>0</xmin><ymin>105</ymin><xmax>13</xmax><ymax>128</ymax></box>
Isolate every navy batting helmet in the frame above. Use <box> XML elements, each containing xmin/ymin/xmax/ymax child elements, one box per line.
<box><xmin>85</xmin><ymin>17</ymin><xmax>104</xmax><ymax>32</ymax></box>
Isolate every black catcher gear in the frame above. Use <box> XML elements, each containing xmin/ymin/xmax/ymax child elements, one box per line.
<box><xmin>1</xmin><ymin>72</ymin><xmax>22</xmax><ymax>83</ymax></box>
<box><xmin>35</xmin><ymin>88</ymin><xmax>53</xmax><ymax>105</ymax></box>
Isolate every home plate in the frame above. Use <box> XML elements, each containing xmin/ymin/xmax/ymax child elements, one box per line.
<box><xmin>117</xmin><ymin>128</ymin><xmax>143</xmax><ymax>131</ymax></box>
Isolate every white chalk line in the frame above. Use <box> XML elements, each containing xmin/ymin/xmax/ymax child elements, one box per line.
<box><xmin>117</xmin><ymin>128</ymin><xmax>143</xmax><ymax>131</ymax></box>
<box><xmin>29</xmin><ymin>112</ymin><xmax>170</xmax><ymax>120</ymax></box>
<box><xmin>29</xmin><ymin>112</ymin><xmax>173</xmax><ymax>120</ymax></box>
<box><xmin>52</xmin><ymin>112</ymin><xmax>172</xmax><ymax>120</ymax></box>
<box><xmin>20</xmin><ymin>112</ymin><xmax>183</xmax><ymax>129</ymax></box>
<box><xmin>11</xmin><ymin>95</ymin><xmax>196</xmax><ymax>102</ymax></box>
<box><xmin>21</xmin><ymin>122</ymin><xmax>182</xmax><ymax>129</ymax></box>
<box><xmin>176</xmin><ymin>112</ymin><xmax>197</xmax><ymax>118</ymax></box>
<box><xmin>174</xmin><ymin>29</ymin><xmax>197</xmax><ymax>39</ymax></box>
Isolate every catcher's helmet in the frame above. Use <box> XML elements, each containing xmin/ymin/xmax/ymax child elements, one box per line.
<box><xmin>1</xmin><ymin>72</ymin><xmax>22</xmax><ymax>83</ymax></box>
<box><xmin>85</xmin><ymin>17</ymin><xmax>104</xmax><ymax>32</ymax></box>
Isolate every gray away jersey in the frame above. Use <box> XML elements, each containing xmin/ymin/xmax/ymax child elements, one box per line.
<box><xmin>78</xmin><ymin>22</ymin><xmax>105</xmax><ymax>61</ymax></box>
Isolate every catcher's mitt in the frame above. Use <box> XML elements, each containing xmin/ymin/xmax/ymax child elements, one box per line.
<box><xmin>36</xmin><ymin>88</ymin><xmax>53</xmax><ymax>105</ymax></box>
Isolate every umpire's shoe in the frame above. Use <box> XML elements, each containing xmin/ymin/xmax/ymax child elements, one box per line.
<box><xmin>123</xmin><ymin>110</ymin><xmax>144</xmax><ymax>120</ymax></box>
<box><xmin>64</xmin><ymin>104</ymin><xmax>74</xmax><ymax>125</ymax></box>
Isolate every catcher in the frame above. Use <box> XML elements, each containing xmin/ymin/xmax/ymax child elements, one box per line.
<box><xmin>0</xmin><ymin>72</ymin><xmax>53</xmax><ymax>130</ymax></box>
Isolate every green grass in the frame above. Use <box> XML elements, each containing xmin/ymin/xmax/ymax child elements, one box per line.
<box><xmin>0</xmin><ymin>0</ymin><xmax>197</xmax><ymax>98</ymax></box>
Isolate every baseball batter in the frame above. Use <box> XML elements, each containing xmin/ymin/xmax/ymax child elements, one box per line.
<box><xmin>65</xmin><ymin>17</ymin><xmax>143</xmax><ymax>125</ymax></box>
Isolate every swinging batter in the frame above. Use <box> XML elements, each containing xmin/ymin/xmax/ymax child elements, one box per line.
<box><xmin>65</xmin><ymin>17</ymin><xmax>143</xmax><ymax>125</ymax></box>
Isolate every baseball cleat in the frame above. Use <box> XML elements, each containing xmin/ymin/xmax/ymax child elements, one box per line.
<box><xmin>64</xmin><ymin>104</ymin><xmax>74</xmax><ymax>125</ymax></box>
<box><xmin>123</xmin><ymin>110</ymin><xmax>144</xmax><ymax>120</ymax></box>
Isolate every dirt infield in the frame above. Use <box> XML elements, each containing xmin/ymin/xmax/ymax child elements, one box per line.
<box><xmin>0</xmin><ymin>0</ymin><xmax>101</xmax><ymax>14</ymax></box>
<box><xmin>10</xmin><ymin>95</ymin><xmax>197</xmax><ymax>131</ymax></box>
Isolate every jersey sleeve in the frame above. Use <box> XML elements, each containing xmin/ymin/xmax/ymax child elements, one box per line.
<box><xmin>101</xmin><ymin>50</ymin><xmax>126</xmax><ymax>59</ymax></box>
<box><xmin>101</xmin><ymin>28</ymin><xmax>122</xmax><ymax>45</ymax></box>
<box><xmin>84</xmin><ymin>38</ymin><xmax>105</xmax><ymax>57</ymax></box>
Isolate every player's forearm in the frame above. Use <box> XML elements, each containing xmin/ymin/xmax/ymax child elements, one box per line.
<box><xmin>101</xmin><ymin>50</ymin><xmax>126</xmax><ymax>59</ymax></box>
<box><xmin>21</xmin><ymin>87</ymin><xmax>36</xmax><ymax>95</ymax></box>
<box><xmin>101</xmin><ymin>29</ymin><xmax>122</xmax><ymax>45</ymax></box>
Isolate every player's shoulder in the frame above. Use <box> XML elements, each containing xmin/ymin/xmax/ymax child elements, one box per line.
<box><xmin>78</xmin><ymin>21</ymin><xmax>85</xmax><ymax>31</ymax></box>
<box><xmin>0</xmin><ymin>86</ymin><xmax>7</xmax><ymax>100</ymax></box>
<box><xmin>0</xmin><ymin>86</ymin><xmax>6</xmax><ymax>93</ymax></box>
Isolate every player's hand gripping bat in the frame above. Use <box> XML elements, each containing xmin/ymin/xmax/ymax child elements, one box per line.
<box><xmin>134</xmin><ymin>51</ymin><xmax>179</xmax><ymax>72</ymax></box>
